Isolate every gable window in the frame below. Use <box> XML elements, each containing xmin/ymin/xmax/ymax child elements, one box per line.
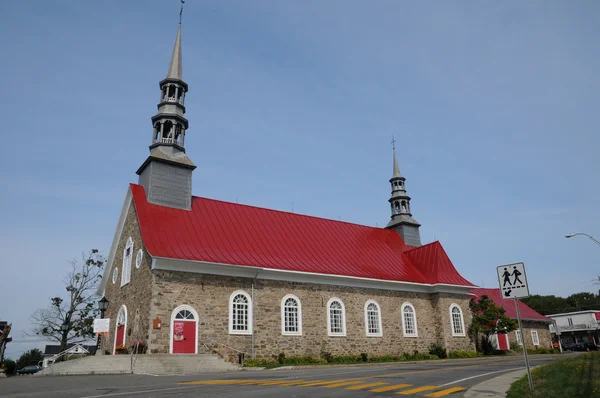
<box><xmin>229</xmin><ymin>290</ymin><xmax>252</xmax><ymax>335</ymax></box>
<box><xmin>450</xmin><ymin>304</ymin><xmax>465</xmax><ymax>336</ymax></box>
<box><xmin>516</xmin><ymin>330</ymin><xmax>523</xmax><ymax>345</ymax></box>
<box><xmin>568</xmin><ymin>318</ymin><xmax>573</xmax><ymax>326</ymax></box>
<box><xmin>121</xmin><ymin>237</ymin><xmax>133</xmax><ymax>287</ymax></box>
<box><xmin>281</xmin><ymin>294</ymin><xmax>302</xmax><ymax>336</ymax></box>
<box><xmin>135</xmin><ymin>249</ymin><xmax>143</xmax><ymax>269</ymax></box>
<box><xmin>365</xmin><ymin>300</ymin><xmax>382</xmax><ymax>337</ymax></box>
<box><xmin>327</xmin><ymin>298</ymin><xmax>346</xmax><ymax>336</ymax></box>
<box><xmin>112</xmin><ymin>267</ymin><xmax>118</xmax><ymax>284</ymax></box>
<box><xmin>531</xmin><ymin>330</ymin><xmax>539</xmax><ymax>346</ymax></box>
<box><xmin>401</xmin><ymin>302</ymin><xmax>418</xmax><ymax>337</ymax></box>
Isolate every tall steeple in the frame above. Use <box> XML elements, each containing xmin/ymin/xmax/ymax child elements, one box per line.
<box><xmin>136</xmin><ymin>2</ymin><xmax>196</xmax><ymax>210</ymax></box>
<box><xmin>385</xmin><ymin>142</ymin><xmax>422</xmax><ymax>246</ymax></box>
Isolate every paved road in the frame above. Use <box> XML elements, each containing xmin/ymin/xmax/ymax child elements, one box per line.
<box><xmin>0</xmin><ymin>354</ymin><xmax>564</xmax><ymax>398</ymax></box>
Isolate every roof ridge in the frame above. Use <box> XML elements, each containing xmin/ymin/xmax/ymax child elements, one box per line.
<box><xmin>404</xmin><ymin>240</ymin><xmax>440</xmax><ymax>252</ymax></box>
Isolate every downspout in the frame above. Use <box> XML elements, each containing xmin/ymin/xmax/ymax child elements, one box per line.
<box><xmin>251</xmin><ymin>269</ymin><xmax>262</xmax><ymax>360</ymax></box>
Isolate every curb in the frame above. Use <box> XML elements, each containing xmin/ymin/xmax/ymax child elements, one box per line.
<box><xmin>463</xmin><ymin>366</ymin><xmax>537</xmax><ymax>398</ymax></box>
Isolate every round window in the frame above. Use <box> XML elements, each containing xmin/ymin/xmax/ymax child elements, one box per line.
<box><xmin>135</xmin><ymin>249</ymin><xmax>143</xmax><ymax>269</ymax></box>
<box><xmin>112</xmin><ymin>267</ymin><xmax>118</xmax><ymax>284</ymax></box>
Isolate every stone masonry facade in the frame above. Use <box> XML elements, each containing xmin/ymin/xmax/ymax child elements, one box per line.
<box><xmin>100</xmin><ymin>202</ymin><xmax>153</xmax><ymax>354</ymax></box>
<box><xmin>506</xmin><ymin>320</ymin><xmax>552</xmax><ymax>350</ymax></box>
<box><xmin>148</xmin><ymin>271</ymin><xmax>475</xmax><ymax>360</ymax></box>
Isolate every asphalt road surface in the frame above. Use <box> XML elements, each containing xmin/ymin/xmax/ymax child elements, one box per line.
<box><xmin>0</xmin><ymin>354</ymin><xmax>565</xmax><ymax>398</ymax></box>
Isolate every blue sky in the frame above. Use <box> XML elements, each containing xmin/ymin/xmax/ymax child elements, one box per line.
<box><xmin>1</xmin><ymin>1</ymin><xmax>599</xmax><ymax>358</ymax></box>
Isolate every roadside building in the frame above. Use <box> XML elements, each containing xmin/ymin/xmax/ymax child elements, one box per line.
<box><xmin>470</xmin><ymin>288</ymin><xmax>552</xmax><ymax>351</ymax></box>
<box><xmin>547</xmin><ymin>310</ymin><xmax>600</xmax><ymax>348</ymax></box>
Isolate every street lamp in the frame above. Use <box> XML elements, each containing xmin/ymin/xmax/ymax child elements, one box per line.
<box><xmin>96</xmin><ymin>297</ymin><xmax>109</xmax><ymax>354</ymax></box>
<box><xmin>60</xmin><ymin>321</ymin><xmax>69</xmax><ymax>352</ymax></box>
<box><xmin>565</xmin><ymin>233</ymin><xmax>600</xmax><ymax>248</ymax></box>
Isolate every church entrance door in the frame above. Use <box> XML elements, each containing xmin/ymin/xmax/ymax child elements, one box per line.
<box><xmin>497</xmin><ymin>333</ymin><xmax>509</xmax><ymax>350</ymax></box>
<box><xmin>171</xmin><ymin>306</ymin><xmax>198</xmax><ymax>354</ymax></box>
<box><xmin>113</xmin><ymin>305</ymin><xmax>127</xmax><ymax>354</ymax></box>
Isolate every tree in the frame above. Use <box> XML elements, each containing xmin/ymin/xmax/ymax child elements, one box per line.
<box><xmin>16</xmin><ymin>349</ymin><xmax>44</xmax><ymax>369</ymax></box>
<box><xmin>30</xmin><ymin>249</ymin><xmax>105</xmax><ymax>351</ymax></box>
<box><xmin>469</xmin><ymin>295</ymin><xmax>518</xmax><ymax>354</ymax></box>
<box><xmin>522</xmin><ymin>292</ymin><xmax>600</xmax><ymax>315</ymax></box>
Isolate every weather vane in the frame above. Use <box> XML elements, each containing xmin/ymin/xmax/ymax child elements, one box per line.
<box><xmin>179</xmin><ymin>0</ymin><xmax>185</xmax><ymax>25</ymax></box>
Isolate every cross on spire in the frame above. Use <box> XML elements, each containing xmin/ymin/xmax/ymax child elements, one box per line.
<box><xmin>391</xmin><ymin>136</ymin><xmax>397</xmax><ymax>151</ymax></box>
<box><xmin>179</xmin><ymin>0</ymin><xmax>185</xmax><ymax>25</ymax></box>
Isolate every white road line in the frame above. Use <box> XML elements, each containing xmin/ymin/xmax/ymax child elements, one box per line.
<box><xmin>80</xmin><ymin>386</ymin><xmax>197</xmax><ymax>398</ymax></box>
<box><xmin>438</xmin><ymin>367</ymin><xmax>522</xmax><ymax>387</ymax></box>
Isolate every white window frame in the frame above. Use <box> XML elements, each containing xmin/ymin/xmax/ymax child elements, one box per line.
<box><xmin>531</xmin><ymin>330</ymin><xmax>539</xmax><ymax>346</ymax></box>
<box><xmin>327</xmin><ymin>297</ymin><xmax>346</xmax><ymax>337</ymax></box>
<box><xmin>401</xmin><ymin>302</ymin><xmax>418</xmax><ymax>337</ymax></box>
<box><xmin>281</xmin><ymin>294</ymin><xmax>302</xmax><ymax>336</ymax></box>
<box><xmin>450</xmin><ymin>304</ymin><xmax>466</xmax><ymax>337</ymax></box>
<box><xmin>229</xmin><ymin>290</ymin><xmax>252</xmax><ymax>335</ymax></box>
<box><xmin>170</xmin><ymin>304</ymin><xmax>199</xmax><ymax>354</ymax></box>
<box><xmin>112</xmin><ymin>267</ymin><xmax>118</xmax><ymax>284</ymax></box>
<box><xmin>135</xmin><ymin>249</ymin><xmax>143</xmax><ymax>269</ymax></box>
<box><xmin>121</xmin><ymin>237</ymin><xmax>133</xmax><ymax>287</ymax></box>
<box><xmin>516</xmin><ymin>330</ymin><xmax>523</xmax><ymax>345</ymax></box>
<box><xmin>364</xmin><ymin>300</ymin><xmax>382</xmax><ymax>337</ymax></box>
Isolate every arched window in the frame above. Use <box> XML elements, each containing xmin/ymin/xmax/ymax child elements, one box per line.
<box><xmin>327</xmin><ymin>298</ymin><xmax>346</xmax><ymax>336</ymax></box>
<box><xmin>121</xmin><ymin>237</ymin><xmax>133</xmax><ymax>287</ymax></box>
<box><xmin>281</xmin><ymin>294</ymin><xmax>302</xmax><ymax>336</ymax></box>
<box><xmin>364</xmin><ymin>300</ymin><xmax>382</xmax><ymax>337</ymax></box>
<box><xmin>229</xmin><ymin>291</ymin><xmax>252</xmax><ymax>335</ymax></box>
<box><xmin>450</xmin><ymin>304</ymin><xmax>465</xmax><ymax>336</ymax></box>
<box><xmin>401</xmin><ymin>303</ymin><xmax>418</xmax><ymax>337</ymax></box>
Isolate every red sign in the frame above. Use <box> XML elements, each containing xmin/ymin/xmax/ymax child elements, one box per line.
<box><xmin>595</xmin><ymin>312</ymin><xmax>600</xmax><ymax>321</ymax></box>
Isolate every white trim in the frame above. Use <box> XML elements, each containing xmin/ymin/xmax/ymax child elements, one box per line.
<box><xmin>516</xmin><ymin>330</ymin><xmax>523</xmax><ymax>345</ymax></box>
<box><xmin>450</xmin><ymin>303</ymin><xmax>466</xmax><ymax>337</ymax></box>
<box><xmin>531</xmin><ymin>330</ymin><xmax>539</xmax><ymax>346</ymax></box>
<box><xmin>327</xmin><ymin>297</ymin><xmax>346</xmax><ymax>337</ymax></box>
<box><xmin>169</xmin><ymin>304</ymin><xmax>199</xmax><ymax>354</ymax></box>
<box><xmin>401</xmin><ymin>302</ymin><xmax>419</xmax><ymax>337</ymax></box>
<box><xmin>229</xmin><ymin>290</ymin><xmax>252</xmax><ymax>335</ymax></box>
<box><xmin>151</xmin><ymin>257</ymin><xmax>475</xmax><ymax>295</ymax></box>
<box><xmin>135</xmin><ymin>249</ymin><xmax>143</xmax><ymax>269</ymax></box>
<box><xmin>113</xmin><ymin>305</ymin><xmax>128</xmax><ymax>353</ymax></box>
<box><xmin>98</xmin><ymin>187</ymin><xmax>133</xmax><ymax>296</ymax></box>
<box><xmin>281</xmin><ymin>294</ymin><xmax>302</xmax><ymax>336</ymax></box>
<box><xmin>112</xmin><ymin>267</ymin><xmax>118</xmax><ymax>284</ymax></box>
<box><xmin>121</xmin><ymin>237</ymin><xmax>133</xmax><ymax>287</ymax></box>
<box><xmin>364</xmin><ymin>300</ymin><xmax>382</xmax><ymax>337</ymax></box>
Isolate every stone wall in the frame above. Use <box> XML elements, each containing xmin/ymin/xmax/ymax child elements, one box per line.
<box><xmin>100</xmin><ymin>202</ymin><xmax>153</xmax><ymax>354</ymax></box>
<box><xmin>506</xmin><ymin>320</ymin><xmax>552</xmax><ymax>350</ymax></box>
<box><xmin>148</xmin><ymin>271</ymin><xmax>474</xmax><ymax>359</ymax></box>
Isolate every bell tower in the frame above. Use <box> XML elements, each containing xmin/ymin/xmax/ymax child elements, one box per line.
<box><xmin>385</xmin><ymin>141</ymin><xmax>422</xmax><ymax>246</ymax></box>
<box><xmin>136</xmin><ymin>4</ymin><xmax>196</xmax><ymax>210</ymax></box>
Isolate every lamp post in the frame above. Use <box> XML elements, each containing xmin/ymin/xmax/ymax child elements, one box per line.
<box><xmin>565</xmin><ymin>233</ymin><xmax>600</xmax><ymax>248</ymax></box>
<box><xmin>60</xmin><ymin>321</ymin><xmax>69</xmax><ymax>352</ymax></box>
<box><xmin>96</xmin><ymin>297</ymin><xmax>109</xmax><ymax>354</ymax></box>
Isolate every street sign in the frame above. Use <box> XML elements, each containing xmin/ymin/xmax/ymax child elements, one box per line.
<box><xmin>497</xmin><ymin>262</ymin><xmax>529</xmax><ymax>300</ymax></box>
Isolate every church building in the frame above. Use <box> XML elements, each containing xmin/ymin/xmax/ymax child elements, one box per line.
<box><xmin>97</xmin><ymin>19</ymin><xmax>477</xmax><ymax>361</ymax></box>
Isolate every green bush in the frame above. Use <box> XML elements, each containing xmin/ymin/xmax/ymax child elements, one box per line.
<box><xmin>283</xmin><ymin>356</ymin><xmax>326</xmax><ymax>365</ymax></box>
<box><xmin>448</xmin><ymin>350</ymin><xmax>481</xmax><ymax>358</ymax></box>
<box><xmin>510</xmin><ymin>341</ymin><xmax>523</xmax><ymax>352</ymax></box>
<box><xmin>360</xmin><ymin>352</ymin><xmax>368</xmax><ymax>362</ymax></box>
<box><xmin>429</xmin><ymin>343</ymin><xmax>447</xmax><ymax>359</ymax></box>
<box><xmin>243</xmin><ymin>358</ymin><xmax>279</xmax><ymax>368</ymax></box>
<box><xmin>320</xmin><ymin>351</ymin><xmax>334</xmax><ymax>363</ymax></box>
<box><xmin>527</xmin><ymin>347</ymin><xmax>558</xmax><ymax>355</ymax></box>
<box><xmin>2</xmin><ymin>359</ymin><xmax>16</xmax><ymax>375</ymax></box>
<box><xmin>277</xmin><ymin>352</ymin><xmax>286</xmax><ymax>364</ymax></box>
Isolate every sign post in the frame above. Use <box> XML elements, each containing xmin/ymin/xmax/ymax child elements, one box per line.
<box><xmin>497</xmin><ymin>262</ymin><xmax>534</xmax><ymax>392</ymax></box>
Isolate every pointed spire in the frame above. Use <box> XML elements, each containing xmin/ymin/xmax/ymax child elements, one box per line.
<box><xmin>392</xmin><ymin>149</ymin><xmax>402</xmax><ymax>178</ymax></box>
<box><xmin>166</xmin><ymin>25</ymin><xmax>183</xmax><ymax>80</ymax></box>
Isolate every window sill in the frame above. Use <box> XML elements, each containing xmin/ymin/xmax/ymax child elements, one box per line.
<box><xmin>403</xmin><ymin>334</ymin><xmax>419</xmax><ymax>338</ymax></box>
<box><xmin>282</xmin><ymin>332</ymin><xmax>303</xmax><ymax>336</ymax></box>
<box><xmin>328</xmin><ymin>333</ymin><xmax>346</xmax><ymax>337</ymax></box>
<box><xmin>366</xmin><ymin>334</ymin><xmax>383</xmax><ymax>337</ymax></box>
<box><xmin>229</xmin><ymin>331</ymin><xmax>252</xmax><ymax>336</ymax></box>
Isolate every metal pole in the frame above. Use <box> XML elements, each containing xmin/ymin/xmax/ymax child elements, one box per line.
<box><xmin>515</xmin><ymin>299</ymin><xmax>534</xmax><ymax>391</ymax></box>
<box><xmin>251</xmin><ymin>281</ymin><xmax>254</xmax><ymax>360</ymax></box>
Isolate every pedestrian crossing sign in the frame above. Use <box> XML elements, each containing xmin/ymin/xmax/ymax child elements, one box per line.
<box><xmin>497</xmin><ymin>262</ymin><xmax>530</xmax><ymax>299</ymax></box>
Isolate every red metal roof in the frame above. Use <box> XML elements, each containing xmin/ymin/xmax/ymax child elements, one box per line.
<box><xmin>470</xmin><ymin>288</ymin><xmax>551</xmax><ymax>322</ymax></box>
<box><xmin>131</xmin><ymin>183</ymin><xmax>475</xmax><ymax>286</ymax></box>
<box><xmin>404</xmin><ymin>241</ymin><xmax>475</xmax><ymax>286</ymax></box>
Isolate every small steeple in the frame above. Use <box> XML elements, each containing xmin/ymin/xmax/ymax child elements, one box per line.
<box><xmin>385</xmin><ymin>143</ymin><xmax>422</xmax><ymax>246</ymax></box>
<box><xmin>136</xmin><ymin>2</ymin><xmax>196</xmax><ymax>210</ymax></box>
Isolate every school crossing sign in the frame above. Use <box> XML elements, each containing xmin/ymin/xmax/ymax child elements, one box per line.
<box><xmin>497</xmin><ymin>262</ymin><xmax>530</xmax><ymax>300</ymax></box>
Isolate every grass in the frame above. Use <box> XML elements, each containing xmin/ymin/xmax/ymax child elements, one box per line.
<box><xmin>507</xmin><ymin>352</ymin><xmax>600</xmax><ymax>398</ymax></box>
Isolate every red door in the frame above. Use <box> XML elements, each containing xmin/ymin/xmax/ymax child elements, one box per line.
<box><xmin>115</xmin><ymin>325</ymin><xmax>125</xmax><ymax>354</ymax></box>
<box><xmin>498</xmin><ymin>333</ymin><xmax>509</xmax><ymax>350</ymax></box>
<box><xmin>172</xmin><ymin>321</ymin><xmax>196</xmax><ymax>354</ymax></box>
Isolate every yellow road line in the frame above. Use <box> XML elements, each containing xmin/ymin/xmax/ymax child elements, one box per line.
<box><xmin>321</xmin><ymin>381</ymin><xmax>364</xmax><ymax>388</ymax></box>
<box><xmin>396</xmin><ymin>385</ymin><xmax>439</xmax><ymax>395</ymax></box>
<box><xmin>180</xmin><ymin>379</ymin><xmax>254</xmax><ymax>385</ymax></box>
<box><xmin>346</xmin><ymin>382</ymin><xmax>389</xmax><ymax>390</ymax></box>
<box><xmin>425</xmin><ymin>387</ymin><xmax>466</xmax><ymax>397</ymax></box>
<box><xmin>370</xmin><ymin>384</ymin><xmax>413</xmax><ymax>392</ymax></box>
<box><xmin>272</xmin><ymin>380</ymin><xmax>315</xmax><ymax>386</ymax></box>
<box><xmin>296</xmin><ymin>379</ymin><xmax>349</xmax><ymax>386</ymax></box>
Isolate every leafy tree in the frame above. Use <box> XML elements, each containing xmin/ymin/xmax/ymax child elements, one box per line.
<box><xmin>2</xmin><ymin>358</ymin><xmax>16</xmax><ymax>375</ymax></box>
<box><xmin>469</xmin><ymin>295</ymin><xmax>518</xmax><ymax>354</ymax></box>
<box><xmin>29</xmin><ymin>249</ymin><xmax>105</xmax><ymax>351</ymax></box>
<box><xmin>16</xmin><ymin>349</ymin><xmax>44</xmax><ymax>369</ymax></box>
<box><xmin>522</xmin><ymin>292</ymin><xmax>600</xmax><ymax>315</ymax></box>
